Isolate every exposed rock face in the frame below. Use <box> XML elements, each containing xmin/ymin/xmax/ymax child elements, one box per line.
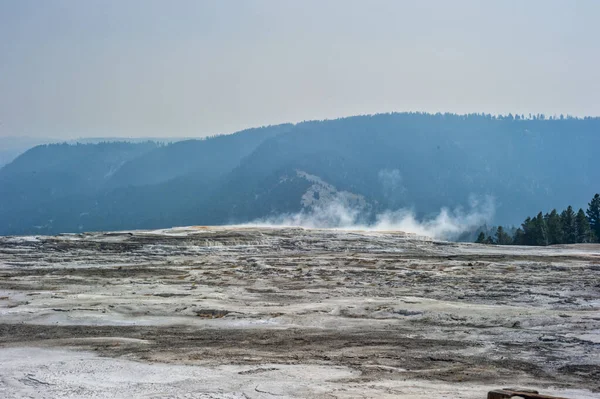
<box><xmin>298</xmin><ymin>170</ymin><xmax>368</xmax><ymax>212</ymax></box>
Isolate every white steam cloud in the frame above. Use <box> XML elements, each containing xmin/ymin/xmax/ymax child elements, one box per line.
<box><xmin>246</xmin><ymin>195</ymin><xmax>495</xmax><ymax>241</ymax></box>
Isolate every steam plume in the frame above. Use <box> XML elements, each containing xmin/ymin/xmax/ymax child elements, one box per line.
<box><xmin>246</xmin><ymin>195</ymin><xmax>495</xmax><ymax>240</ymax></box>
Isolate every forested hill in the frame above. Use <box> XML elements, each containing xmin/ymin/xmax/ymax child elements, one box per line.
<box><xmin>0</xmin><ymin>113</ymin><xmax>598</xmax><ymax>236</ymax></box>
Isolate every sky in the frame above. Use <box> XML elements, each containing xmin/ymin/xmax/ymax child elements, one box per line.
<box><xmin>0</xmin><ymin>0</ymin><xmax>599</xmax><ymax>139</ymax></box>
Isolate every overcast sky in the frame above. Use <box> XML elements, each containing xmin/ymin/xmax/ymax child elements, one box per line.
<box><xmin>1</xmin><ymin>0</ymin><xmax>599</xmax><ymax>138</ymax></box>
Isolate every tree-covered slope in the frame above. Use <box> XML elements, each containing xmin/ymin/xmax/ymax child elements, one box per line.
<box><xmin>0</xmin><ymin>141</ymin><xmax>158</xmax><ymax>213</ymax></box>
<box><xmin>201</xmin><ymin>113</ymin><xmax>599</xmax><ymax>225</ymax></box>
<box><xmin>104</xmin><ymin>124</ymin><xmax>292</xmax><ymax>189</ymax></box>
<box><xmin>0</xmin><ymin>126</ymin><xmax>291</xmax><ymax>234</ymax></box>
<box><xmin>0</xmin><ymin>113</ymin><xmax>597</xmax><ymax>235</ymax></box>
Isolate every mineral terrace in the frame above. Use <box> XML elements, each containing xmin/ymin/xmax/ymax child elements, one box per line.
<box><xmin>0</xmin><ymin>227</ymin><xmax>599</xmax><ymax>398</ymax></box>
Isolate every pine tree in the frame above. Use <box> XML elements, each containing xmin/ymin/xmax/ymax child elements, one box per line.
<box><xmin>545</xmin><ymin>209</ymin><xmax>563</xmax><ymax>245</ymax></box>
<box><xmin>512</xmin><ymin>228</ymin><xmax>525</xmax><ymax>245</ymax></box>
<box><xmin>475</xmin><ymin>232</ymin><xmax>486</xmax><ymax>244</ymax></box>
<box><xmin>561</xmin><ymin>206</ymin><xmax>577</xmax><ymax>244</ymax></box>
<box><xmin>533</xmin><ymin>212</ymin><xmax>548</xmax><ymax>246</ymax></box>
<box><xmin>520</xmin><ymin>217</ymin><xmax>535</xmax><ymax>245</ymax></box>
<box><xmin>587</xmin><ymin>193</ymin><xmax>600</xmax><ymax>242</ymax></box>
<box><xmin>495</xmin><ymin>226</ymin><xmax>512</xmax><ymax>245</ymax></box>
<box><xmin>575</xmin><ymin>208</ymin><xmax>593</xmax><ymax>243</ymax></box>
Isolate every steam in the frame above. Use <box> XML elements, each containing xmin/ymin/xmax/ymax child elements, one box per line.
<box><xmin>246</xmin><ymin>195</ymin><xmax>495</xmax><ymax>241</ymax></box>
<box><xmin>370</xmin><ymin>196</ymin><xmax>494</xmax><ymax>239</ymax></box>
<box><xmin>378</xmin><ymin>169</ymin><xmax>406</xmax><ymax>205</ymax></box>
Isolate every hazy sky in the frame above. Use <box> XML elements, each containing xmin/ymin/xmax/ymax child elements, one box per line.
<box><xmin>1</xmin><ymin>0</ymin><xmax>599</xmax><ymax>138</ymax></box>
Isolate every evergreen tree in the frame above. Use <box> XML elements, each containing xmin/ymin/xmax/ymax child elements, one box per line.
<box><xmin>587</xmin><ymin>193</ymin><xmax>600</xmax><ymax>242</ymax></box>
<box><xmin>495</xmin><ymin>226</ymin><xmax>512</xmax><ymax>245</ymax></box>
<box><xmin>512</xmin><ymin>228</ymin><xmax>525</xmax><ymax>245</ymax></box>
<box><xmin>545</xmin><ymin>209</ymin><xmax>563</xmax><ymax>245</ymax></box>
<box><xmin>533</xmin><ymin>212</ymin><xmax>549</xmax><ymax>246</ymax></box>
<box><xmin>520</xmin><ymin>217</ymin><xmax>535</xmax><ymax>245</ymax></box>
<box><xmin>475</xmin><ymin>232</ymin><xmax>486</xmax><ymax>244</ymax></box>
<box><xmin>575</xmin><ymin>208</ymin><xmax>593</xmax><ymax>243</ymax></box>
<box><xmin>561</xmin><ymin>206</ymin><xmax>577</xmax><ymax>244</ymax></box>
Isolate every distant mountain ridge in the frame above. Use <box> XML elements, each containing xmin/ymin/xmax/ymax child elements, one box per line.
<box><xmin>0</xmin><ymin>113</ymin><xmax>598</xmax><ymax>236</ymax></box>
<box><xmin>0</xmin><ymin>136</ymin><xmax>193</xmax><ymax>169</ymax></box>
<box><xmin>0</xmin><ymin>137</ymin><xmax>58</xmax><ymax>169</ymax></box>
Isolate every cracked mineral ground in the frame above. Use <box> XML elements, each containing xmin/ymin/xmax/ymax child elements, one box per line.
<box><xmin>0</xmin><ymin>227</ymin><xmax>599</xmax><ymax>398</ymax></box>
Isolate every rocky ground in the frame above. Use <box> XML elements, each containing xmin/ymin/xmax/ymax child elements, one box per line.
<box><xmin>0</xmin><ymin>226</ymin><xmax>599</xmax><ymax>398</ymax></box>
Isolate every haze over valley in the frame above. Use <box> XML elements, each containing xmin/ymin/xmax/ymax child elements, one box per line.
<box><xmin>1</xmin><ymin>113</ymin><xmax>598</xmax><ymax>238</ymax></box>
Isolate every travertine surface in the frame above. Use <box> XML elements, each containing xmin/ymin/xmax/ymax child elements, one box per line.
<box><xmin>0</xmin><ymin>227</ymin><xmax>598</xmax><ymax>398</ymax></box>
